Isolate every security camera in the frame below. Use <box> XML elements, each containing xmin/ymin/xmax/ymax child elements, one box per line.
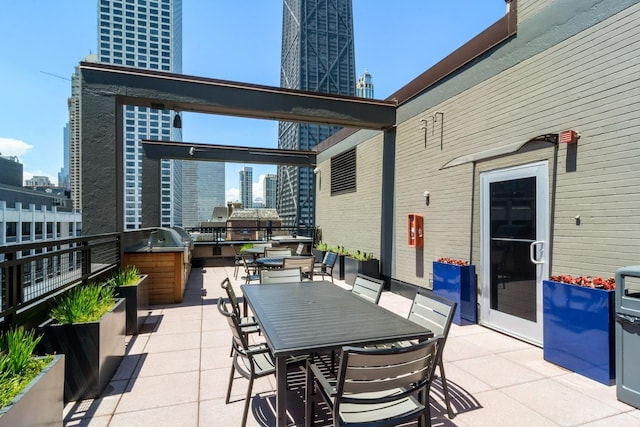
<box><xmin>313</xmin><ymin>167</ymin><xmax>320</xmax><ymax>174</ymax></box>
<box><xmin>423</xmin><ymin>191</ymin><xmax>430</xmax><ymax>198</ymax></box>
<box><xmin>189</xmin><ymin>147</ymin><xmax>196</xmax><ymax>156</ymax></box>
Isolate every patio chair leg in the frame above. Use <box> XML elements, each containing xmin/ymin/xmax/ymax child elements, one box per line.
<box><xmin>226</xmin><ymin>363</ymin><xmax>236</xmax><ymax>404</ymax></box>
<box><xmin>241</xmin><ymin>376</ymin><xmax>255</xmax><ymax>427</ymax></box>
<box><xmin>439</xmin><ymin>360</ymin><xmax>454</xmax><ymax>418</ymax></box>
<box><xmin>305</xmin><ymin>362</ymin><xmax>315</xmax><ymax>427</ymax></box>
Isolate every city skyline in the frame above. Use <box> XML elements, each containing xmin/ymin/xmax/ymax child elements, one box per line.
<box><xmin>0</xmin><ymin>1</ymin><xmax>505</xmax><ymax>203</ymax></box>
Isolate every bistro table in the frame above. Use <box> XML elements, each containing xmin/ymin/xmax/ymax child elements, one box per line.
<box><xmin>241</xmin><ymin>282</ymin><xmax>433</xmax><ymax>427</ymax></box>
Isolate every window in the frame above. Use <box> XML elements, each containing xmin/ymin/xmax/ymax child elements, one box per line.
<box><xmin>330</xmin><ymin>148</ymin><xmax>356</xmax><ymax>195</ymax></box>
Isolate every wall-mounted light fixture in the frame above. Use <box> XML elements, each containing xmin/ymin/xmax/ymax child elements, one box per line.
<box><xmin>313</xmin><ymin>167</ymin><xmax>321</xmax><ymax>190</ymax></box>
<box><xmin>173</xmin><ymin>112</ymin><xmax>182</xmax><ymax>128</ymax></box>
<box><xmin>423</xmin><ymin>190</ymin><xmax>430</xmax><ymax>206</ymax></box>
<box><xmin>188</xmin><ymin>146</ymin><xmax>205</xmax><ymax>156</ymax></box>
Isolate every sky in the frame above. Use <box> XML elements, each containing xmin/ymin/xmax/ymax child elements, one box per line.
<box><xmin>0</xmin><ymin>1</ymin><xmax>505</xmax><ymax>203</ymax></box>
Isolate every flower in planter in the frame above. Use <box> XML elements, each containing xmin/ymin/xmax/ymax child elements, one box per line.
<box><xmin>436</xmin><ymin>257</ymin><xmax>469</xmax><ymax>266</ymax></box>
<box><xmin>314</xmin><ymin>242</ymin><xmax>328</xmax><ymax>251</ymax></box>
<box><xmin>549</xmin><ymin>274</ymin><xmax>615</xmax><ymax>290</ymax></box>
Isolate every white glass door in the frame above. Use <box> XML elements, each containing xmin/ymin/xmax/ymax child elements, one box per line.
<box><xmin>480</xmin><ymin>162</ymin><xmax>549</xmax><ymax>345</ymax></box>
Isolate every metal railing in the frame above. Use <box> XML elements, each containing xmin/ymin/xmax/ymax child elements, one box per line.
<box><xmin>0</xmin><ymin>233</ymin><xmax>122</xmax><ymax>329</ymax></box>
<box><xmin>186</xmin><ymin>225</ymin><xmax>317</xmax><ymax>243</ymax></box>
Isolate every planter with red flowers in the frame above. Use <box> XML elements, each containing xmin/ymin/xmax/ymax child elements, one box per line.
<box><xmin>432</xmin><ymin>258</ymin><xmax>477</xmax><ymax>325</ymax></box>
<box><xmin>543</xmin><ymin>274</ymin><xmax>616</xmax><ymax>385</ymax></box>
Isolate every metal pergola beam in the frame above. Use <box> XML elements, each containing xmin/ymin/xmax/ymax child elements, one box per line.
<box><xmin>142</xmin><ymin>140</ymin><xmax>317</xmax><ymax>167</ymax></box>
<box><xmin>81</xmin><ymin>63</ymin><xmax>396</xmax><ymax>130</ymax></box>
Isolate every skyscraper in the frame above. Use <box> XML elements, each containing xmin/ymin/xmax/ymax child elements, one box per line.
<box><xmin>277</xmin><ymin>0</ymin><xmax>356</xmax><ymax>229</ymax></box>
<box><xmin>239</xmin><ymin>166</ymin><xmax>253</xmax><ymax>209</ymax></box>
<box><xmin>69</xmin><ymin>53</ymin><xmax>97</xmax><ymax>211</ymax></box>
<box><xmin>263</xmin><ymin>174</ymin><xmax>277</xmax><ymax>209</ymax></box>
<box><xmin>96</xmin><ymin>0</ymin><xmax>183</xmax><ymax>229</ymax></box>
<box><xmin>356</xmin><ymin>69</ymin><xmax>374</xmax><ymax>99</ymax></box>
<box><xmin>59</xmin><ymin>123</ymin><xmax>70</xmax><ymax>190</ymax></box>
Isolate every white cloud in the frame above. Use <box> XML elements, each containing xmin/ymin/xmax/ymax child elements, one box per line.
<box><xmin>226</xmin><ymin>187</ymin><xmax>239</xmax><ymax>203</ymax></box>
<box><xmin>252</xmin><ymin>174</ymin><xmax>266</xmax><ymax>200</ymax></box>
<box><xmin>0</xmin><ymin>137</ymin><xmax>33</xmax><ymax>158</ymax></box>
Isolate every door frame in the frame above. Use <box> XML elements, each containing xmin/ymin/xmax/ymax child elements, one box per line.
<box><xmin>479</xmin><ymin>161</ymin><xmax>550</xmax><ymax>346</ymax></box>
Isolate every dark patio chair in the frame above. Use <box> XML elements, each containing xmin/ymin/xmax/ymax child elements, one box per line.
<box><xmin>241</xmin><ymin>253</ymin><xmax>260</xmax><ymax>284</ymax></box>
<box><xmin>351</xmin><ymin>273</ymin><xmax>384</xmax><ymax>304</ymax></box>
<box><xmin>305</xmin><ymin>336</ymin><xmax>443</xmax><ymax>427</ymax></box>
<box><xmin>231</xmin><ymin>244</ymin><xmax>246</xmax><ymax>280</ymax></box>
<box><xmin>217</xmin><ymin>298</ymin><xmax>275</xmax><ymax>427</ymax></box>
<box><xmin>368</xmin><ymin>290</ymin><xmax>457</xmax><ymax>419</ymax></box>
<box><xmin>312</xmin><ymin>251</ymin><xmax>338</xmax><ymax>283</ymax></box>
<box><xmin>220</xmin><ymin>278</ymin><xmax>259</xmax><ymax>332</ymax></box>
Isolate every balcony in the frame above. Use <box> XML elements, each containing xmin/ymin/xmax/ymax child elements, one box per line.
<box><xmin>54</xmin><ymin>265</ymin><xmax>636</xmax><ymax>426</ymax></box>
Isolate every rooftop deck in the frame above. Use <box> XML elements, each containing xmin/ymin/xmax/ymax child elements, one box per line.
<box><xmin>63</xmin><ymin>266</ymin><xmax>640</xmax><ymax>426</ymax></box>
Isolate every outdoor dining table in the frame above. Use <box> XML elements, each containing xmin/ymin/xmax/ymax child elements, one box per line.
<box><xmin>241</xmin><ymin>281</ymin><xmax>434</xmax><ymax>427</ymax></box>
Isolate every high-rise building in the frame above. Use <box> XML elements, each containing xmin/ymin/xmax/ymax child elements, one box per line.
<box><xmin>239</xmin><ymin>166</ymin><xmax>253</xmax><ymax>209</ymax></box>
<box><xmin>263</xmin><ymin>173</ymin><xmax>277</xmax><ymax>208</ymax></box>
<box><xmin>69</xmin><ymin>53</ymin><xmax>97</xmax><ymax>211</ymax></box>
<box><xmin>277</xmin><ymin>0</ymin><xmax>356</xmax><ymax>229</ymax></box>
<box><xmin>182</xmin><ymin>160</ymin><xmax>226</xmax><ymax>227</ymax></box>
<box><xmin>356</xmin><ymin>69</ymin><xmax>374</xmax><ymax>99</ymax></box>
<box><xmin>59</xmin><ymin>123</ymin><xmax>70</xmax><ymax>190</ymax></box>
<box><xmin>96</xmin><ymin>0</ymin><xmax>183</xmax><ymax>229</ymax></box>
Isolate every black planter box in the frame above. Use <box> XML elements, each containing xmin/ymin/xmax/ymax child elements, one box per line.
<box><xmin>115</xmin><ymin>274</ymin><xmax>149</xmax><ymax>335</ymax></box>
<box><xmin>38</xmin><ymin>298</ymin><xmax>126</xmax><ymax>402</ymax></box>
<box><xmin>332</xmin><ymin>254</ymin><xmax>346</xmax><ymax>281</ymax></box>
<box><xmin>0</xmin><ymin>354</ymin><xmax>65</xmax><ymax>427</ymax></box>
<box><xmin>344</xmin><ymin>257</ymin><xmax>380</xmax><ymax>285</ymax></box>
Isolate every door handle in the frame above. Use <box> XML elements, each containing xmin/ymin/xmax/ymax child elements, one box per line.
<box><xmin>530</xmin><ymin>240</ymin><xmax>544</xmax><ymax>264</ymax></box>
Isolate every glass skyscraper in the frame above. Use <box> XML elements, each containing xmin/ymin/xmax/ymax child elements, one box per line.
<box><xmin>277</xmin><ymin>0</ymin><xmax>356</xmax><ymax>229</ymax></box>
<box><xmin>239</xmin><ymin>166</ymin><xmax>253</xmax><ymax>209</ymax></box>
<box><xmin>356</xmin><ymin>69</ymin><xmax>374</xmax><ymax>99</ymax></box>
<box><xmin>263</xmin><ymin>174</ymin><xmax>277</xmax><ymax>209</ymax></box>
<box><xmin>96</xmin><ymin>0</ymin><xmax>183</xmax><ymax>228</ymax></box>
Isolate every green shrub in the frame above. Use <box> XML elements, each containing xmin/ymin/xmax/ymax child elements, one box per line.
<box><xmin>50</xmin><ymin>282</ymin><xmax>116</xmax><ymax>324</ymax></box>
<box><xmin>107</xmin><ymin>265</ymin><xmax>140</xmax><ymax>287</ymax></box>
<box><xmin>240</xmin><ymin>243</ymin><xmax>254</xmax><ymax>252</ymax></box>
<box><xmin>0</xmin><ymin>328</ymin><xmax>53</xmax><ymax>408</ymax></box>
<box><xmin>314</xmin><ymin>242</ymin><xmax>328</xmax><ymax>251</ymax></box>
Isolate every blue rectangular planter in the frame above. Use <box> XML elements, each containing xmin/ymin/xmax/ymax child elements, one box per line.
<box><xmin>543</xmin><ymin>280</ymin><xmax>615</xmax><ymax>385</ymax></box>
<box><xmin>432</xmin><ymin>262</ymin><xmax>477</xmax><ymax>325</ymax></box>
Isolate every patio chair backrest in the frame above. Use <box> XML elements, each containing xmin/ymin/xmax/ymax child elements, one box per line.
<box><xmin>334</xmin><ymin>337</ymin><xmax>442</xmax><ymax>422</ymax></box>
<box><xmin>408</xmin><ymin>290</ymin><xmax>457</xmax><ymax>338</ymax></box>
<box><xmin>323</xmin><ymin>251</ymin><xmax>338</xmax><ymax>268</ymax></box>
<box><xmin>265</xmin><ymin>248</ymin><xmax>292</xmax><ymax>257</ymax></box>
<box><xmin>282</xmin><ymin>256</ymin><xmax>315</xmax><ymax>275</ymax></box>
<box><xmin>351</xmin><ymin>274</ymin><xmax>384</xmax><ymax>304</ymax></box>
<box><xmin>252</xmin><ymin>242</ymin><xmax>272</xmax><ymax>249</ymax></box>
<box><xmin>217</xmin><ymin>298</ymin><xmax>249</xmax><ymax>351</ymax></box>
<box><xmin>220</xmin><ymin>277</ymin><xmax>242</xmax><ymax>318</ymax></box>
<box><xmin>260</xmin><ymin>267</ymin><xmax>302</xmax><ymax>284</ymax></box>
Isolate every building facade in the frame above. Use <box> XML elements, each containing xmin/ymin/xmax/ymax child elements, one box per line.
<box><xmin>315</xmin><ymin>0</ymin><xmax>640</xmax><ymax>346</ymax></box>
<box><xmin>356</xmin><ymin>69</ymin><xmax>374</xmax><ymax>98</ymax></box>
<box><xmin>239</xmin><ymin>166</ymin><xmax>253</xmax><ymax>209</ymax></box>
<box><xmin>96</xmin><ymin>0</ymin><xmax>183</xmax><ymax>229</ymax></box>
<box><xmin>277</xmin><ymin>0</ymin><xmax>356</xmax><ymax>229</ymax></box>
<box><xmin>263</xmin><ymin>173</ymin><xmax>277</xmax><ymax>208</ymax></box>
<box><xmin>58</xmin><ymin>123</ymin><xmax>70</xmax><ymax>190</ymax></box>
<box><xmin>181</xmin><ymin>161</ymin><xmax>225</xmax><ymax>227</ymax></box>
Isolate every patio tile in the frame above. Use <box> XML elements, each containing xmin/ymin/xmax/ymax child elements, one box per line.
<box><xmin>144</xmin><ymin>331</ymin><xmax>202</xmax><ymax>352</ymax></box>
<box><xmin>499</xmin><ymin>346</ymin><xmax>571</xmax><ymax>377</ymax></box>
<box><xmin>457</xmin><ymin>328</ymin><xmax>532</xmax><ymax>354</ymax></box>
<box><xmin>109</xmin><ymin>402</ymin><xmax>199</xmax><ymax>427</ymax></box>
<box><xmin>114</xmin><ymin>371</ymin><xmax>200</xmax><ymax>414</ymax></box>
<box><xmin>453</xmin><ymin>389</ymin><xmax>558</xmax><ymax>427</ymax></box>
<box><xmin>135</xmin><ymin>348</ymin><xmax>200</xmax><ymax>378</ymax></box>
<box><xmin>150</xmin><ymin>318</ymin><xmax>203</xmax><ymax>335</ymax></box>
<box><xmin>200</xmin><ymin>327</ymin><xmax>233</xmax><ymax>349</ymax></box>
<box><xmin>503</xmin><ymin>378</ymin><xmax>621</xmax><ymax>426</ymax></box>
<box><xmin>455</xmin><ymin>353</ymin><xmax>544</xmax><ymax>389</ymax></box>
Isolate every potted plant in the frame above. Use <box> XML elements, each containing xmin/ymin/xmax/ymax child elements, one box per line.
<box><xmin>0</xmin><ymin>327</ymin><xmax>64</xmax><ymax>427</ymax></box>
<box><xmin>432</xmin><ymin>257</ymin><xmax>477</xmax><ymax>325</ymax></box>
<box><xmin>108</xmin><ymin>265</ymin><xmax>149</xmax><ymax>335</ymax></box>
<box><xmin>344</xmin><ymin>250</ymin><xmax>380</xmax><ymax>285</ymax></box>
<box><xmin>312</xmin><ymin>242</ymin><xmax>328</xmax><ymax>264</ymax></box>
<box><xmin>38</xmin><ymin>282</ymin><xmax>126</xmax><ymax>402</ymax></box>
<box><xmin>543</xmin><ymin>274</ymin><xmax>616</xmax><ymax>385</ymax></box>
